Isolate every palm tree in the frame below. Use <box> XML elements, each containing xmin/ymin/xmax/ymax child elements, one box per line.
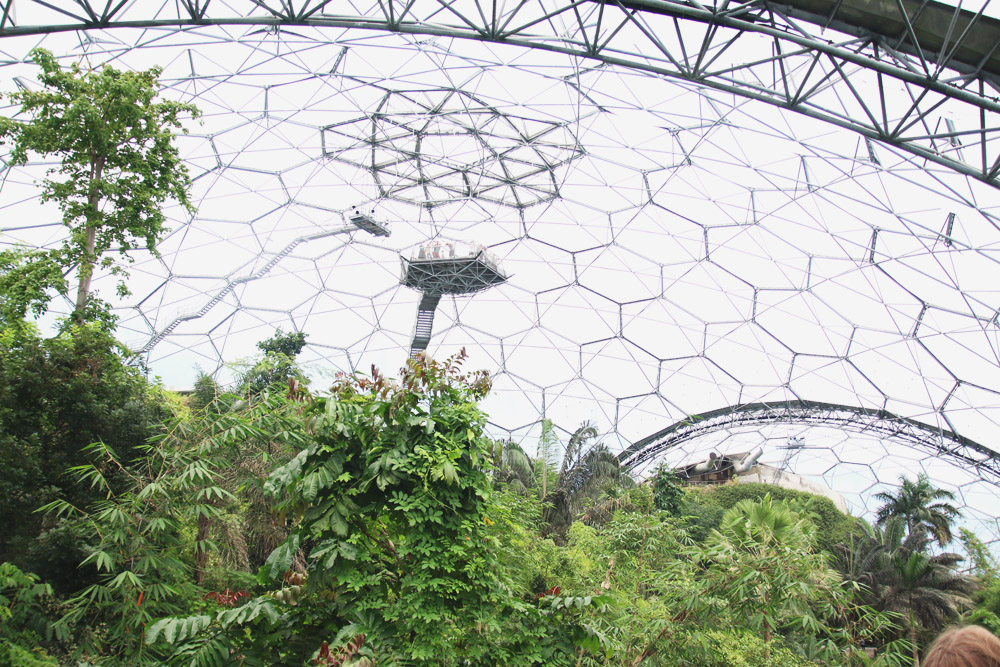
<box><xmin>717</xmin><ymin>493</ymin><xmax>815</xmax><ymax>553</ymax></box>
<box><xmin>835</xmin><ymin>516</ymin><xmax>977</xmax><ymax>667</ymax></box>
<box><xmin>874</xmin><ymin>473</ymin><xmax>960</xmax><ymax>547</ymax></box>
<box><xmin>834</xmin><ymin>517</ymin><xmax>900</xmax><ymax>607</ymax></box>
<box><xmin>875</xmin><ymin>532</ymin><xmax>977</xmax><ymax>667</ymax></box>
<box><xmin>542</xmin><ymin>421</ymin><xmax>634</xmax><ymax>535</ymax></box>
<box><xmin>705</xmin><ymin>495</ymin><xmax>834</xmax><ymax>646</ymax></box>
<box><xmin>491</xmin><ymin>421</ymin><xmax>634</xmax><ymax>534</ymax></box>
<box><xmin>536</xmin><ymin>418</ymin><xmax>561</xmax><ymax>500</ymax></box>
<box><xmin>490</xmin><ymin>439</ymin><xmax>536</xmax><ymax>495</ymax></box>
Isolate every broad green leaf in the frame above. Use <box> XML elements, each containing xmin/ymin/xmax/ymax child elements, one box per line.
<box><xmin>261</xmin><ymin>534</ymin><xmax>301</xmax><ymax>583</ymax></box>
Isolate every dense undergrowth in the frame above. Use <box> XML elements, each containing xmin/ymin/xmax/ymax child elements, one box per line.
<box><xmin>0</xmin><ymin>326</ymin><xmax>995</xmax><ymax>666</ymax></box>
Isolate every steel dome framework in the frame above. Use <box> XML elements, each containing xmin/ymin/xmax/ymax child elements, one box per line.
<box><xmin>2</xmin><ymin>0</ymin><xmax>1000</xmax><ymax>537</ymax></box>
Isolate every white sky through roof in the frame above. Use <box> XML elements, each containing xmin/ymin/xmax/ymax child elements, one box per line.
<box><xmin>1</xmin><ymin>12</ymin><xmax>1000</xmax><ymax>544</ymax></box>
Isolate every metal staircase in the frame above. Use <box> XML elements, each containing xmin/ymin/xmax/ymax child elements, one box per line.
<box><xmin>139</xmin><ymin>225</ymin><xmax>357</xmax><ymax>354</ymax></box>
<box><xmin>409</xmin><ymin>293</ymin><xmax>441</xmax><ymax>357</ymax></box>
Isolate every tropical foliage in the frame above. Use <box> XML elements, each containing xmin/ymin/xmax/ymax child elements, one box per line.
<box><xmin>0</xmin><ymin>337</ymin><xmax>988</xmax><ymax>665</ymax></box>
<box><xmin>0</xmin><ymin>323</ymin><xmax>168</xmax><ymax>592</ymax></box>
<box><xmin>874</xmin><ymin>473</ymin><xmax>961</xmax><ymax>548</ymax></box>
<box><xmin>0</xmin><ymin>47</ymin><xmax>993</xmax><ymax>667</ymax></box>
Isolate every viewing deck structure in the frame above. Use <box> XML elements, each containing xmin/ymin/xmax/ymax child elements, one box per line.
<box><xmin>401</xmin><ymin>241</ymin><xmax>507</xmax><ymax>357</ymax></box>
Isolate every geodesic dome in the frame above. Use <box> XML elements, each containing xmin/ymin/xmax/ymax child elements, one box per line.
<box><xmin>2</xmin><ymin>0</ymin><xmax>1000</xmax><ymax>540</ymax></box>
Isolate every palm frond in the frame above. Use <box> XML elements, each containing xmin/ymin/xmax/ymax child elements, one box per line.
<box><xmin>501</xmin><ymin>441</ymin><xmax>534</xmax><ymax>483</ymax></box>
<box><xmin>542</xmin><ymin>425</ymin><xmax>634</xmax><ymax>535</ymax></box>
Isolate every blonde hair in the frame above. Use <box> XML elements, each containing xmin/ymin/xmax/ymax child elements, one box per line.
<box><xmin>923</xmin><ymin>626</ymin><xmax>1000</xmax><ymax>667</ymax></box>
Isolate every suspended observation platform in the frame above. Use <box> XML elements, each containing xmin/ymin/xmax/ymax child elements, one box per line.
<box><xmin>401</xmin><ymin>241</ymin><xmax>506</xmax><ymax>295</ymax></box>
<box><xmin>349</xmin><ymin>209</ymin><xmax>391</xmax><ymax>237</ymax></box>
<box><xmin>401</xmin><ymin>241</ymin><xmax>507</xmax><ymax>357</ymax></box>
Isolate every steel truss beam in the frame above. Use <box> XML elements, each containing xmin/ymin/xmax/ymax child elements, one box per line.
<box><xmin>619</xmin><ymin>400</ymin><xmax>1000</xmax><ymax>484</ymax></box>
<box><xmin>2</xmin><ymin>0</ymin><xmax>1000</xmax><ymax>188</ymax></box>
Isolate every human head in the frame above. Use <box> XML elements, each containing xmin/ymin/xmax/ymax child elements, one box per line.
<box><xmin>923</xmin><ymin>625</ymin><xmax>1000</xmax><ymax>667</ymax></box>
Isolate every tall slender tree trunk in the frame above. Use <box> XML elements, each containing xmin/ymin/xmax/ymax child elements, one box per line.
<box><xmin>909</xmin><ymin>607</ymin><xmax>920</xmax><ymax>667</ymax></box>
<box><xmin>75</xmin><ymin>225</ymin><xmax>97</xmax><ymax>317</ymax></box>
<box><xmin>75</xmin><ymin>156</ymin><xmax>104</xmax><ymax>320</ymax></box>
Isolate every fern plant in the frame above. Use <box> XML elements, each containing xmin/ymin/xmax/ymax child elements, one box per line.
<box><xmin>40</xmin><ymin>387</ymin><xmax>303</xmax><ymax>664</ymax></box>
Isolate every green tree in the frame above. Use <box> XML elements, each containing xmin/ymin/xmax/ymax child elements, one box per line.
<box><xmin>959</xmin><ymin>527</ymin><xmax>999</xmax><ymax>580</ymax></box>
<box><xmin>186</xmin><ymin>374</ymin><xmax>303</xmax><ymax>585</ymax></box>
<box><xmin>41</xmin><ymin>389</ymin><xmax>304</xmax><ymax>663</ymax></box>
<box><xmin>543</xmin><ymin>421</ymin><xmax>634</xmax><ymax>536</ymax></box>
<box><xmin>703</xmin><ymin>495</ymin><xmax>826</xmax><ymax>645</ymax></box>
<box><xmin>605</xmin><ymin>493</ymin><xmax>895</xmax><ymax>666</ymax></box>
<box><xmin>260</xmin><ymin>351</ymin><xmax>500</xmax><ymax>664</ymax></box>
<box><xmin>959</xmin><ymin>528</ymin><xmax>1000</xmax><ymax>635</ymax></box>
<box><xmin>0</xmin><ymin>248</ymin><xmax>66</xmax><ymax>327</ymax></box>
<box><xmin>0</xmin><ymin>324</ymin><xmax>166</xmax><ymax>591</ymax></box>
<box><xmin>491</xmin><ymin>439</ymin><xmax>537</xmax><ymax>495</ymax></box>
<box><xmin>0</xmin><ymin>48</ymin><xmax>198</xmax><ymax>320</ymax></box>
<box><xmin>238</xmin><ymin>329</ymin><xmax>309</xmax><ymax>396</ymax></box>
<box><xmin>159</xmin><ymin>352</ymin><xmax>502</xmax><ymax>665</ymax></box>
<box><xmin>874</xmin><ymin>530</ymin><xmax>977</xmax><ymax>666</ymax></box>
<box><xmin>190</xmin><ymin>371</ymin><xmax>222</xmax><ymax>412</ymax></box>
<box><xmin>0</xmin><ymin>562</ymin><xmax>63</xmax><ymax>665</ymax></box>
<box><xmin>837</xmin><ymin>517</ymin><xmax>977</xmax><ymax>666</ymax></box>
<box><xmin>674</xmin><ymin>493</ymin><xmax>902</xmax><ymax>666</ymax></box>
<box><xmin>651</xmin><ymin>465</ymin><xmax>685</xmax><ymax>515</ymax></box>
<box><xmin>154</xmin><ymin>354</ymin><xmax>618</xmax><ymax>666</ymax></box>
<box><xmin>536</xmin><ymin>418</ymin><xmax>560</xmax><ymax>500</ymax></box>
<box><xmin>490</xmin><ymin>421</ymin><xmax>634</xmax><ymax>536</ymax></box>
<box><xmin>256</xmin><ymin>329</ymin><xmax>307</xmax><ymax>358</ymax></box>
<box><xmin>834</xmin><ymin>519</ymin><xmax>898</xmax><ymax>609</ymax></box>
<box><xmin>874</xmin><ymin>474</ymin><xmax>960</xmax><ymax>547</ymax></box>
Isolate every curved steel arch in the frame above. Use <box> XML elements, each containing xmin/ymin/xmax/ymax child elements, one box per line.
<box><xmin>618</xmin><ymin>400</ymin><xmax>1000</xmax><ymax>484</ymax></box>
<box><xmin>2</xmin><ymin>0</ymin><xmax>1000</xmax><ymax>190</ymax></box>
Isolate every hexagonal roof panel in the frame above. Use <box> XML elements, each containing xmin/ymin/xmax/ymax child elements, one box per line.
<box><xmin>3</xmin><ymin>15</ymin><xmax>1000</xmax><ymax>542</ymax></box>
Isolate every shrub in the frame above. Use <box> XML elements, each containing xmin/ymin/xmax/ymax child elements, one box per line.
<box><xmin>686</xmin><ymin>483</ymin><xmax>859</xmax><ymax>552</ymax></box>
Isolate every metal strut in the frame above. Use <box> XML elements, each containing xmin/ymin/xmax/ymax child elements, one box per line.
<box><xmin>409</xmin><ymin>293</ymin><xmax>441</xmax><ymax>358</ymax></box>
<box><xmin>7</xmin><ymin>0</ymin><xmax>1000</xmax><ymax>190</ymax></box>
<box><xmin>619</xmin><ymin>400</ymin><xmax>1000</xmax><ymax>485</ymax></box>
